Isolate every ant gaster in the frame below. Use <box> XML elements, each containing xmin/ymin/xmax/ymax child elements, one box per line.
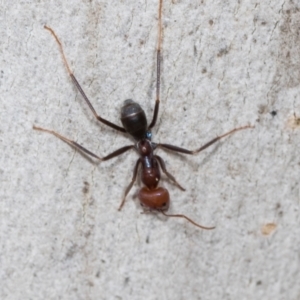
<box><xmin>34</xmin><ymin>0</ymin><xmax>253</xmax><ymax>229</ymax></box>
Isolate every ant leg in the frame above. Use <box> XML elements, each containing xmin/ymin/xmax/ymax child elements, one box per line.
<box><xmin>118</xmin><ymin>159</ymin><xmax>141</xmax><ymax>211</ymax></box>
<box><xmin>160</xmin><ymin>211</ymin><xmax>215</xmax><ymax>230</ymax></box>
<box><xmin>33</xmin><ymin>126</ymin><xmax>133</xmax><ymax>161</ymax></box>
<box><xmin>155</xmin><ymin>155</ymin><xmax>185</xmax><ymax>191</ymax></box>
<box><xmin>44</xmin><ymin>26</ymin><xmax>126</xmax><ymax>133</ymax></box>
<box><xmin>148</xmin><ymin>0</ymin><xmax>163</xmax><ymax>129</ymax></box>
<box><xmin>158</xmin><ymin>125</ymin><xmax>254</xmax><ymax>155</ymax></box>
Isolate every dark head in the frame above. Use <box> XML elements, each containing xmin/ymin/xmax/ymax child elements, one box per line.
<box><xmin>120</xmin><ymin>99</ymin><xmax>148</xmax><ymax>141</ymax></box>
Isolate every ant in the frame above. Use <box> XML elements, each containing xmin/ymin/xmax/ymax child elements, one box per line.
<box><xmin>33</xmin><ymin>0</ymin><xmax>253</xmax><ymax>229</ymax></box>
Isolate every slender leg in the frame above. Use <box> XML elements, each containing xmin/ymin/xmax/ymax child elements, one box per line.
<box><xmin>44</xmin><ymin>26</ymin><xmax>126</xmax><ymax>133</ymax></box>
<box><xmin>158</xmin><ymin>125</ymin><xmax>254</xmax><ymax>155</ymax></box>
<box><xmin>33</xmin><ymin>126</ymin><xmax>133</xmax><ymax>161</ymax></box>
<box><xmin>155</xmin><ymin>155</ymin><xmax>185</xmax><ymax>191</ymax></box>
<box><xmin>118</xmin><ymin>159</ymin><xmax>141</xmax><ymax>211</ymax></box>
<box><xmin>148</xmin><ymin>0</ymin><xmax>163</xmax><ymax>129</ymax></box>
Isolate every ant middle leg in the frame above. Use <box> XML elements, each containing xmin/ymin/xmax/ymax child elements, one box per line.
<box><xmin>44</xmin><ymin>26</ymin><xmax>126</xmax><ymax>133</ymax></box>
<box><xmin>158</xmin><ymin>125</ymin><xmax>254</xmax><ymax>155</ymax></box>
<box><xmin>33</xmin><ymin>126</ymin><xmax>134</xmax><ymax>161</ymax></box>
<box><xmin>148</xmin><ymin>0</ymin><xmax>163</xmax><ymax>129</ymax></box>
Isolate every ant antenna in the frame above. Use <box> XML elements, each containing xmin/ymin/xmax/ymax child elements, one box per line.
<box><xmin>160</xmin><ymin>211</ymin><xmax>215</xmax><ymax>230</ymax></box>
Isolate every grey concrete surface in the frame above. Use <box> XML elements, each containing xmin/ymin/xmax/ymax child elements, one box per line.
<box><xmin>1</xmin><ymin>0</ymin><xmax>300</xmax><ymax>299</ymax></box>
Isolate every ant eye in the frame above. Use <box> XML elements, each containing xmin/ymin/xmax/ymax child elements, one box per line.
<box><xmin>161</xmin><ymin>202</ymin><xmax>169</xmax><ymax>210</ymax></box>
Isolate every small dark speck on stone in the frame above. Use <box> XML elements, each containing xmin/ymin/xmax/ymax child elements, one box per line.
<box><xmin>82</xmin><ymin>181</ymin><xmax>89</xmax><ymax>194</ymax></box>
<box><xmin>88</xmin><ymin>280</ymin><xmax>94</xmax><ymax>287</ymax></box>
<box><xmin>66</xmin><ymin>245</ymin><xmax>77</xmax><ymax>259</ymax></box>
<box><xmin>217</xmin><ymin>48</ymin><xmax>228</xmax><ymax>57</ymax></box>
<box><xmin>256</xmin><ymin>280</ymin><xmax>262</xmax><ymax>285</ymax></box>
<box><xmin>270</xmin><ymin>110</ymin><xmax>277</xmax><ymax>117</ymax></box>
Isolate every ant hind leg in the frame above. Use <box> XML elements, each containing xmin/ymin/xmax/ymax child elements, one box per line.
<box><xmin>148</xmin><ymin>0</ymin><xmax>163</xmax><ymax>130</ymax></box>
<box><xmin>44</xmin><ymin>25</ymin><xmax>126</xmax><ymax>133</ymax></box>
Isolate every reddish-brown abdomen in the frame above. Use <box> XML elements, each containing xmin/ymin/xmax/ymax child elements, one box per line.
<box><xmin>138</xmin><ymin>187</ymin><xmax>170</xmax><ymax>211</ymax></box>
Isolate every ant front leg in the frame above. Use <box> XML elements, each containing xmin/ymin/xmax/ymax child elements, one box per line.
<box><xmin>44</xmin><ymin>26</ymin><xmax>126</xmax><ymax>133</ymax></box>
<box><xmin>155</xmin><ymin>155</ymin><xmax>185</xmax><ymax>191</ymax></box>
<box><xmin>158</xmin><ymin>125</ymin><xmax>254</xmax><ymax>155</ymax></box>
<box><xmin>33</xmin><ymin>126</ymin><xmax>134</xmax><ymax>161</ymax></box>
<box><xmin>118</xmin><ymin>159</ymin><xmax>141</xmax><ymax>211</ymax></box>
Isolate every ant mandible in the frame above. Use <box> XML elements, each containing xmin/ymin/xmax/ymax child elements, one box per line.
<box><xmin>33</xmin><ymin>0</ymin><xmax>253</xmax><ymax>229</ymax></box>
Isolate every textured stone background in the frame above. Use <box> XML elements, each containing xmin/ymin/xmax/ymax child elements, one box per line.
<box><xmin>1</xmin><ymin>0</ymin><xmax>300</xmax><ymax>299</ymax></box>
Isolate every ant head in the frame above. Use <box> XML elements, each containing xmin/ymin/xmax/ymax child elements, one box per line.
<box><xmin>138</xmin><ymin>187</ymin><xmax>170</xmax><ymax>211</ymax></box>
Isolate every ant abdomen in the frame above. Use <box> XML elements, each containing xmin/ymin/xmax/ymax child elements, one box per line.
<box><xmin>121</xmin><ymin>99</ymin><xmax>148</xmax><ymax>140</ymax></box>
<box><xmin>138</xmin><ymin>187</ymin><xmax>170</xmax><ymax>211</ymax></box>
